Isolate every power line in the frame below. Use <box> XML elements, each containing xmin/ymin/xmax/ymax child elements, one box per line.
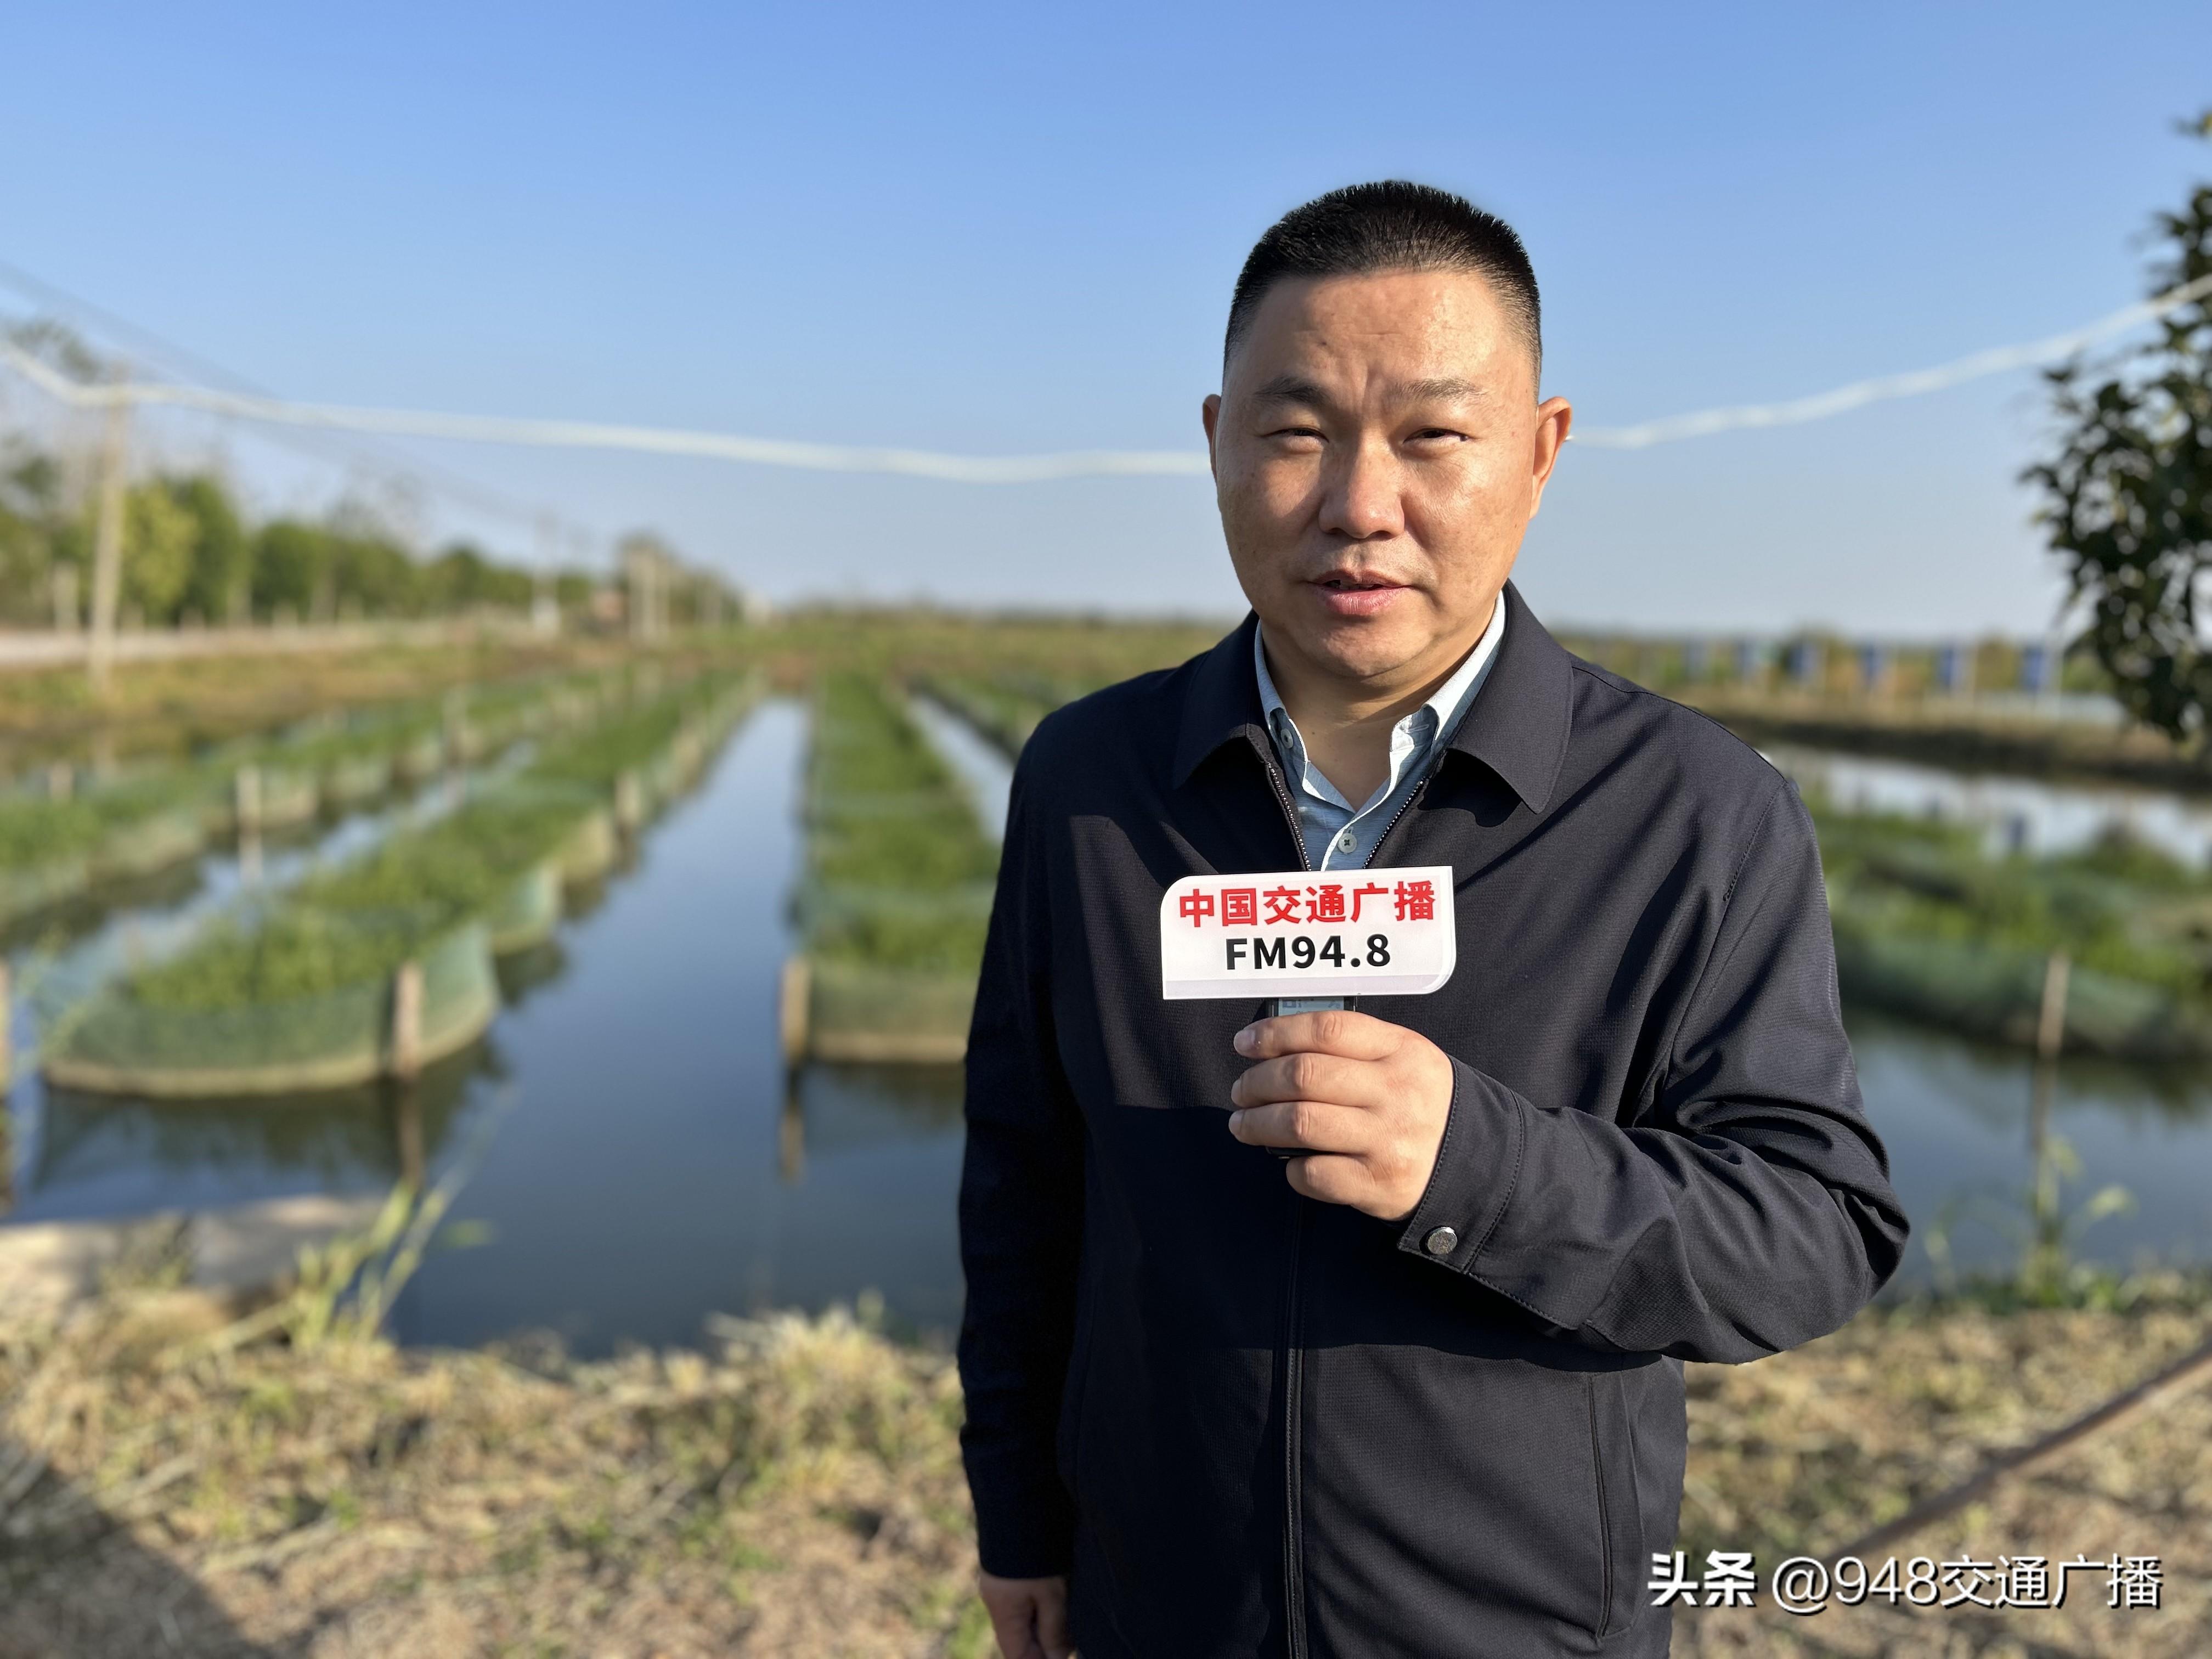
<box><xmin>4</xmin><ymin>271</ymin><xmax>2207</xmax><ymax>479</ymax></box>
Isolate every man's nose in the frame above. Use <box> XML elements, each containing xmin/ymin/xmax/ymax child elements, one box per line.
<box><xmin>1320</xmin><ymin>437</ymin><xmax>1405</xmax><ymax>541</ymax></box>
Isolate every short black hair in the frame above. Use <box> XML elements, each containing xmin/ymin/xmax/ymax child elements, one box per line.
<box><xmin>1224</xmin><ymin>180</ymin><xmax>1541</xmax><ymax>379</ymax></box>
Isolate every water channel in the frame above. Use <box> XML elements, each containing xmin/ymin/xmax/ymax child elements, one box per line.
<box><xmin>5</xmin><ymin>702</ymin><xmax>2212</xmax><ymax>1356</ymax></box>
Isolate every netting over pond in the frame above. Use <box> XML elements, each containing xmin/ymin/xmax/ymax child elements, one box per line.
<box><xmin>788</xmin><ymin>675</ymin><xmax>997</xmax><ymax>1064</ymax></box>
<box><xmin>1816</xmin><ymin>800</ymin><xmax>2212</xmax><ymax>1061</ymax></box>
<box><xmin>39</xmin><ymin>668</ymin><xmax>763</xmax><ymax>1097</ymax></box>
<box><xmin>486</xmin><ymin>861</ymin><xmax>563</xmax><ymax>955</ymax></box>
<box><xmin>0</xmin><ymin>662</ymin><xmax>664</xmax><ymax>932</ymax></box>
<box><xmin>46</xmin><ymin>920</ymin><xmax>499</xmax><ymax>1097</ymax></box>
<box><xmin>1834</xmin><ymin>927</ymin><xmax>2212</xmax><ymax>1062</ymax></box>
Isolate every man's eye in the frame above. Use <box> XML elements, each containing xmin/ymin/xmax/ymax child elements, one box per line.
<box><xmin>1407</xmin><ymin>428</ymin><xmax>1469</xmax><ymax>444</ymax></box>
<box><xmin>1265</xmin><ymin>427</ymin><xmax>1324</xmax><ymax>443</ymax></box>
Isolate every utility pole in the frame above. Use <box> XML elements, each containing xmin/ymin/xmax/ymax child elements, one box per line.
<box><xmin>87</xmin><ymin>383</ymin><xmax>131</xmax><ymax>697</ymax></box>
<box><xmin>533</xmin><ymin>515</ymin><xmax>560</xmax><ymax>636</ymax></box>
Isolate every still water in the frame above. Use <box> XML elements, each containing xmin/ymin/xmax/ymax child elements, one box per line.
<box><xmin>6</xmin><ymin>712</ymin><xmax>2212</xmax><ymax>1354</ymax></box>
<box><xmin>1770</xmin><ymin>743</ymin><xmax>2212</xmax><ymax>865</ymax></box>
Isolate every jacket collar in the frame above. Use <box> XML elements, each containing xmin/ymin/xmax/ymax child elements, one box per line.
<box><xmin>1171</xmin><ymin>580</ymin><xmax>1575</xmax><ymax>815</ymax></box>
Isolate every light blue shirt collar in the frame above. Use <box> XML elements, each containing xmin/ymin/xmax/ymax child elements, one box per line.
<box><xmin>1255</xmin><ymin>596</ymin><xmax>1507</xmax><ymax>869</ymax></box>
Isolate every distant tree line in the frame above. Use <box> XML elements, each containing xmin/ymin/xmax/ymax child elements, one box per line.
<box><xmin>0</xmin><ymin>441</ymin><xmax>604</xmax><ymax>629</ymax></box>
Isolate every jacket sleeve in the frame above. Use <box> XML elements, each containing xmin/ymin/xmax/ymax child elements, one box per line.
<box><xmin>1397</xmin><ymin>780</ymin><xmax>1908</xmax><ymax>1363</ymax></box>
<box><xmin>956</xmin><ymin>748</ymin><xmax>1086</xmax><ymax>1576</ymax></box>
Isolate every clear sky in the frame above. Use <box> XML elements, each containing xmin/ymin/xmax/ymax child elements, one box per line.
<box><xmin>2</xmin><ymin>3</ymin><xmax>2207</xmax><ymax>636</ymax></box>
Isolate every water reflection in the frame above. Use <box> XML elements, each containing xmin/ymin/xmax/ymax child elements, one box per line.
<box><xmin>752</xmin><ymin>1061</ymin><xmax>966</xmax><ymax>1336</ymax></box>
<box><xmin>493</xmin><ymin>937</ymin><xmax>572</xmax><ymax>1007</ymax></box>
<box><xmin>392</xmin><ymin>702</ymin><xmax>808</xmax><ymax>1353</ymax></box>
<box><xmin>1849</xmin><ymin>1009</ymin><xmax>2212</xmax><ymax>1282</ymax></box>
<box><xmin>3</xmin><ymin>761</ymin><xmax>562</xmax><ymax>1214</ymax></box>
<box><xmin>1770</xmin><ymin>744</ymin><xmax>2212</xmax><ymax>865</ymax></box>
<box><xmin>29</xmin><ymin>1043</ymin><xmax>488</xmax><ymax>1217</ymax></box>
<box><xmin>909</xmin><ymin>693</ymin><xmax>1011</xmax><ymax>842</ymax></box>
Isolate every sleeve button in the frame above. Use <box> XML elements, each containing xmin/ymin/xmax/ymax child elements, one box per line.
<box><xmin>1423</xmin><ymin>1226</ymin><xmax>1459</xmax><ymax>1256</ymax></box>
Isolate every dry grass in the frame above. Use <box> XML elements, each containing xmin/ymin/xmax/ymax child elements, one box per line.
<box><xmin>5</xmin><ymin>1256</ymin><xmax>2212</xmax><ymax>1656</ymax></box>
<box><xmin>1677</xmin><ymin>1289</ymin><xmax>2212</xmax><ymax>1657</ymax></box>
<box><xmin>0</xmin><ymin>1276</ymin><xmax>989</xmax><ymax>1658</ymax></box>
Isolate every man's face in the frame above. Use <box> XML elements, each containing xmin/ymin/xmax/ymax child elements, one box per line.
<box><xmin>1203</xmin><ymin>269</ymin><xmax>1571</xmax><ymax>691</ymax></box>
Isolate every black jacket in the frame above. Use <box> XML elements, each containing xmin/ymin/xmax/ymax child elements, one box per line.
<box><xmin>957</xmin><ymin>586</ymin><xmax>1906</xmax><ymax>1657</ymax></box>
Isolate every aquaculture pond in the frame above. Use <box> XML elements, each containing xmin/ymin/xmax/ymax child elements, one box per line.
<box><xmin>919</xmin><ymin>724</ymin><xmax>2212</xmax><ymax>1290</ymax></box>
<box><xmin>10</xmin><ymin>698</ymin><xmax>2212</xmax><ymax>1354</ymax></box>
<box><xmin>2</xmin><ymin>698</ymin><xmax>978</xmax><ymax>1352</ymax></box>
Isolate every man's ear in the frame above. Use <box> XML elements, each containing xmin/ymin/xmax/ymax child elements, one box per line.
<box><xmin>1202</xmin><ymin>394</ymin><xmax>1222</xmax><ymax>482</ymax></box>
<box><xmin>1527</xmin><ymin>396</ymin><xmax>1572</xmax><ymax>518</ymax></box>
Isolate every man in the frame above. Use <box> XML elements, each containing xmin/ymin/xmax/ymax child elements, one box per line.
<box><xmin>959</xmin><ymin>181</ymin><xmax>1906</xmax><ymax>1658</ymax></box>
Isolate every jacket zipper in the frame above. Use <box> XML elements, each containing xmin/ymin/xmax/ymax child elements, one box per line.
<box><xmin>1254</xmin><ymin>737</ymin><xmax>1438</xmax><ymax>1657</ymax></box>
<box><xmin>1363</xmin><ymin>759</ymin><xmax>1436</xmax><ymax>872</ymax></box>
<box><xmin>1280</xmin><ymin>1200</ymin><xmax>1310</xmax><ymax>1657</ymax></box>
<box><xmin>1250</xmin><ymin>737</ymin><xmax>1314</xmax><ymax>1657</ymax></box>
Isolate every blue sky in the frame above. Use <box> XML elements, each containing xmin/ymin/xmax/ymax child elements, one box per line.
<box><xmin>2</xmin><ymin>3</ymin><xmax>2207</xmax><ymax>634</ymax></box>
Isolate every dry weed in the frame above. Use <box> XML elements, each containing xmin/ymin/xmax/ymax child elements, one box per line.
<box><xmin>6</xmin><ymin>1268</ymin><xmax>2212</xmax><ymax>1655</ymax></box>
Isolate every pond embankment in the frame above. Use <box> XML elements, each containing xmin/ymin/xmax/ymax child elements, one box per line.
<box><xmin>1685</xmin><ymin>690</ymin><xmax>2211</xmax><ymax>798</ymax></box>
<box><xmin>2</xmin><ymin>1259</ymin><xmax>2208</xmax><ymax>1658</ymax></box>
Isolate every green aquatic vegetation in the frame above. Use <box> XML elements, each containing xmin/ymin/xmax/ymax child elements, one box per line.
<box><xmin>129</xmin><ymin>795</ymin><xmax>597</xmax><ymax>1009</ymax></box>
<box><xmin>0</xmin><ymin>794</ymin><xmax>104</xmax><ymax>867</ymax></box>
<box><xmin>1813</xmin><ymin>803</ymin><xmax>2212</xmax><ymax>1057</ymax></box>
<box><xmin>917</xmin><ymin>678</ymin><xmax>1042</xmax><ymax>758</ymax></box>
<box><xmin>1814</xmin><ymin>805</ymin><xmax>2212</xmax><ymax>999</ymax></box>
<box><xmin>251</xmin><ymin>709</ymin><xmax>441</xmax><ymax>777</ymax></box>
<box><xmin>529</xmin><ymin>699</ymin><xmax>690</xmax><ymax>791</ymax></box>
<box><xmin>799</xmin><ymin>887</ymin><xmax>995</xmax><ymax>975</ymax></box>
<box><xmin>129</xmin><ymin>907</ymin><xmax>423</xmax><ymax>1008</ymax></box>
<box><xmin>1</xmin><ymin>673</ymin><xmax>563</xmax><ymax>904</ymax></box>
<box><xmin>304</xmin><ymin>796</ymin><xmax>585</xmax><ymax>919</ymax></box>
<box><xmin>804</xmin><ymin>676</ymin><xmax>997</xmax><ymax>972</ymax></box>
<box><xmin>2052</xmin><ymin>825</ymin><xmax>2208</xmax><ymax>891</ymax></box>
<box><xmin>114</xmin><ymin>678</ymin><xmax>732</xmax><ymax>1011</ymax></box>
<box><xmin>0</xmin><ymin>765</ymin><xmax>217</xmax><ymax>883</ymax></box>
<box><xmin>919</xmin><ymin>670</ymin><xmax>1118</xmax><ymax>760</ymax></box>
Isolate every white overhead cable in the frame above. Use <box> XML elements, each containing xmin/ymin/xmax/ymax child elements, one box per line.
<box><xmin>4</xmin><ymin>272</ymin><xmax>2207</xmax><ymax>479</ymax></box>
<box><xmin>0</xmin><ymin>341</ymin><xmax>1207</xmax><ymax>482</ymax></box>
<box><xmin>1571</xmin><ymin>270</ymin><xmax>2212</xmax><ymax>449</ymax></box>
<box><xmin>0</xmin><ymin>258</ymin><xmax>585</xmax><ymax>535</ymax></box>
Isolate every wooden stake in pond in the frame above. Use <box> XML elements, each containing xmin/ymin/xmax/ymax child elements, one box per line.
<box><xmin>778</xmin><ymin>956</ymin><xmax>811</xmax><ymax>1066</ymax></box>
<box><xmin>2027</xmin><ymin>950</ymin><xmax>2071</xmax><ymax>1280</ymax></box>
<box><xmin>2035</xmin><ymin>950</ymin><xmax>2070</xmax><ymax>1064</ymax></box>
<box><xmin>443</xmin><ymin>687</ymin><xmax>469</xmax><ymax>771</ymax></box>
<box><xmin>236</xmin><ymin>765</ymin><xmax>264</xmax><ymax>883</ymax></box>
<box><xmin>390</xmin><ymin>961</ymin><xmax>425</xmax><ymax>1082</ymax></box>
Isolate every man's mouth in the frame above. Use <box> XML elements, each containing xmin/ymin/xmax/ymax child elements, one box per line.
<box><xmin>1308</xmin><ymin>573</ymin><xmax>1410</xmax><ymax>617</ymax></box>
